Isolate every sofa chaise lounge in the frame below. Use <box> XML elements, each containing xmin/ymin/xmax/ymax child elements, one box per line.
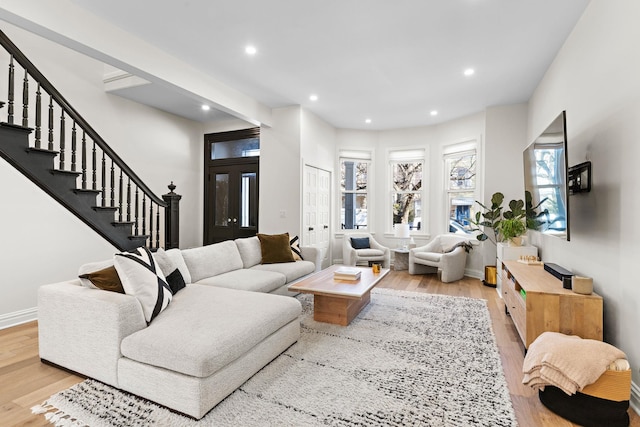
<box><xmin>38</xmin><ymin>236</ymin><xmax>320</xmax><ymax>419</ymax></box>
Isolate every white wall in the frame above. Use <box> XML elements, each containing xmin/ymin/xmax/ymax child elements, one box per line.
<box><xmin>0</xmin><ymin>23</ymin><xmax>204</xmax><ymax>327</ymax></box>
<box><xmin>526</xmin><ymin>0</ymin><xmax>640</xmax><ymax>407</ymax></box>
<box><xmin>482</xmin><ymin>104</ymin><xmax>530</xmax><ymax>267</ymax></box>
<box><xmin>259</xmin><ymin>106</ymin><xmax>302</xmax><ymax>237</ymax></box>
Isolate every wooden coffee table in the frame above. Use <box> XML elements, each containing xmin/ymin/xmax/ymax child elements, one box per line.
<box><xmin>288</xmin><ymin>264</ymin><xmax>390</xmax><ymax>326</ymax></box>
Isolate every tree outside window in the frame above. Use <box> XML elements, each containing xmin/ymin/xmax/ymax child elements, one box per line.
<box><xmin>392</xmin><ymin>161</ymin><xmax>423</xmax><ymax>231</ymax></box>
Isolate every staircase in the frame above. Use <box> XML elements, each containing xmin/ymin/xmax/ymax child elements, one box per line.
<box><xmin>0</xmin><ymin>30</ymin><xmax>179</xmax><ymax>251</ymax></box>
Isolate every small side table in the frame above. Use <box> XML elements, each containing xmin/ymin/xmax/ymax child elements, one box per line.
<box><xmin>393</xmin><ymin>249</ymin><xmax>410</xmax><ymax>271</ymax></box>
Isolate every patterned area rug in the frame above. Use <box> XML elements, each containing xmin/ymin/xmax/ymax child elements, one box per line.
<box><xmin>33</xmin><ymin>288</ymin><xmax>517</xmax><ymax>426</ymax></box>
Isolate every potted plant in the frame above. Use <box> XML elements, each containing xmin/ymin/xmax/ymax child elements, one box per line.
<box><xmin>470</xmin><ymin>192</ymin><xmax>529</xmax><ymax>245</ymax></box>
<box><xmin>499</xmin><ymin>198</ymin><xmax>527</xmax><ymax>245</ymax></box>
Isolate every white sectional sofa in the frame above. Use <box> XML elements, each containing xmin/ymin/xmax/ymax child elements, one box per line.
<box><xmin>37</xmin><ymin>236</ymin><xmax>320</xmax><ymax>419</ymax></box>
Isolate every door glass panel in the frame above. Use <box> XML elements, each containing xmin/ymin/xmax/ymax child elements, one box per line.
<box><xmin>215</xmin><ymin>174</ymin><xmax>229</xmax><ymax>226</ymax></box>
<box><xmin>240</xmin><ymin>172</ymin><xmax>257</xmax><ymax>228</ymax></box>
<box><xmin>211</xmin><ymin>138</ymin><xmax>260</xmax><ymax>159</ymax></box>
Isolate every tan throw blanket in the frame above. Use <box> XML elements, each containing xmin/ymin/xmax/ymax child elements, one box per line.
<box><xmin>522</xmin><ymin>332</ymin><xmax>626</xmax><ymax>395</ymax></box>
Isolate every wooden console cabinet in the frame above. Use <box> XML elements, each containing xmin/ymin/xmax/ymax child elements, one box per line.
<box><xmin>502</xmin><ymin>260</ymin><xmax>603</xmax><ymax>349</ymax></box>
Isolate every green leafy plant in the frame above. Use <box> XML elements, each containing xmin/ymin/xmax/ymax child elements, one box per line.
<box><xmin>469</xmin><ymin>192</ymin><xmax>529</xmax><ymax>245</ymax></box>
<box><xmin>500</xmin><ymin>198</ymin><xmax>527</xmax><ymax>243</ymax></box>
<box><xmin>525</xmin><ymin>190</ymin><xmax>549</xmax><ymax>230</ymax></box>
<box><xmin>469</xmin><ymin>192</ymin><xmax>504</xmax><ymax>245</ymax></box>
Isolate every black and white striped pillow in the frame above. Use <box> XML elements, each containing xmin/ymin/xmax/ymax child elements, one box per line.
<box><xmin>114</xmin><ymin>247</ymin><xmax>172</xmax><ymax>324</ymax></box>
<box><xmin>290</xmin><ymin>235</ymin><xmax>304</xmax><ymax>261</ymax></box>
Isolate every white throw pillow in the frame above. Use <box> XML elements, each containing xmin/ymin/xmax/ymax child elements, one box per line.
<box><xmin>114</xmin><ymin>247</ymin><xmax>172</xmax><ymax>324</ymax></box>
<box><xmin>153</xmin><ymin>248</ymin><xmax>192</xmax><ymax>284</ymax></box>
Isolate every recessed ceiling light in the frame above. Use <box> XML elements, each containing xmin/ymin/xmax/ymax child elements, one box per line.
<box><xmin>365</xmin><ymin>118</ymin><xmax>372</xmax><ymax>124</ymax></box>
<box><xmin>245</xmin><ymin>45</ymin><xmax>257</xmax><ymax>55</ymax></box>
<box><xmin>430</xmin><ymin>110</ymin><xmax>438</xmax><ymax>116</ymax></box>
<box><xmin>464</xmin><ymin>68</ymin><xmax>475</xmax><ymax>77</ymax></box>
<box><xmin>309</xmin><ymin>94</ymin><xmax>318</xmax><ymax>101</ymax></box>
<box><xmin>201</xmin><ymin>105</ymin><xmax>211</xmax><ymax>111</ymax></box>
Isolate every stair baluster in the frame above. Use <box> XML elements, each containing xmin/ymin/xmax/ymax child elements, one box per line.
<box><xmin>142</xmin><ymin>195</ymin><xmax>147</xmax><ymax>236</ymax></box>
<box><xmin>59</xmin><ymin>111</ymin><xmax>65</xmax><ymax>170</ymax></box>
<box><xmin>118</xmin><ymin>169</ymin><xmax>123</xmax><ymax>221</ymax></box>
<box><xmin>71</xmin><ymin>122</ymin><xmax>77</xmax><ymax>172</ymax></box>
<box><xmin>21</xmin><ymin>69</ymin><xmax>28</xmax><ymax>127</ymax></box>
<box><xmin>126</xmin><ymin>177</ymin><xmax>131</xmax><ymax>222</ymax></box>
<box><xmin>47</xmin><ymin>96</ymin><xmax>53</xmax><ymax>150</ymax></box>
<box><xmin>134</xmin><ymin>187</ymin><xmax>139</xmax><ymax>235</ymax></box>
<box><xmin>7</xmin><ymin>55</ymin><xmax>14</xmax><ymax>124</ymax></box>
<box><xmin>91</xmin><ymin>140</ymin><xmax>96</xmax><ymax>190</ymax></box>
<box><xmin>34</xmin><ymin>83</ymin><xmax>41</xmax><ymax>148</ymax></box>
<box><xmin>110</xmin><ymin>159</ymin><xmax>115</xmax><ymax>207</ymax></box>
<box><xmin>81</xmin><ymin>131</ymin><xmax>87</xmax><ymax>189</ymax></box>
<box><xmin>100</xmin><ymin>151</ymin><xmax>106</xmax><ymax>207</ymax></box>
<box><xmin>149</xmin><ymin>202</ymin><xmax>154</xmax><ymax>249</ymax></box>
<box><xmin>155</xmin><ymin>204</ymin><xmax>160</xmax><ymax>249</ymax></box>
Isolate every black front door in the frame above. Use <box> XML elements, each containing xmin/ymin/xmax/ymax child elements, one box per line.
<box><xmin>205</xmin><ymin>159</ymin><xmax>258</xmax><ymax>244</ymax></box>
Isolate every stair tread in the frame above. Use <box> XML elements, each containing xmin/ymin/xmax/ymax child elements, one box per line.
<box><xmin>27</xmin><ymin>147</ymin><xmax>59</xmax><ymax>156</ymax></box>
<box><xmin>112</xmin><ymin>221</ymin><xmax>135</xmax><ymax>226</ymax></box>
<box><xmin>51</xmin><ymin>168</ymin><xmax>81</xmax><ymax>176</ymax></box>
<box><xmin>92</xmin><ymin>205</ymin><xmax>118</xmax><ymax>211</ymax></box>
<box><xmin>73</xmin><ymin>188</ymin><xmax>101</xmax><ymax>194</ymax></box>
<box><xmin>0</xmin><ymin>122</ymin><xmax>33</xmax><ymax>132</ymax></box>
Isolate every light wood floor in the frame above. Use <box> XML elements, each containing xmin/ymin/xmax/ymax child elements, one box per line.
<box><xmin>1</xmin><ymin>270</ymin><xmax>638</xmax><ymax>426</ymax></box>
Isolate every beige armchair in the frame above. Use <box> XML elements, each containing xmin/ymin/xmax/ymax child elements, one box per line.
<box><xmin>409</xmin><ymin>234</ymin><xmax>473</xmax><ymax>283</ymax></box>
<box><xmin>342</xmin><ymin>233</ymin><xmax>390</xmax><ymax>268</ymax></box>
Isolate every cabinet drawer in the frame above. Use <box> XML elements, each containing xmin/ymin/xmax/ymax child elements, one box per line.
<box><xmin>503</xmin><ymin>279</ymin><xmax>526</xmax><ymax>343</ymax></box>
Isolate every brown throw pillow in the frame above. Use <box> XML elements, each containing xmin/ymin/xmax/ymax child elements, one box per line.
<box><xmin>258</xmin><ymin>233</ymin><xmax>295</xmax><ymax>264</ymax></box>
<box><xmin>79</xmin><ymin>266</ymin><xmax>125</xmax><ymax>293</ymax></box>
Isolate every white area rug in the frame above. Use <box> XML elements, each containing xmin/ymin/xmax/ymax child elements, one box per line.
<box><xmin>33</xmin><ymin>288</ymin><xmax>517</xmax><ymax>426</ymax></box>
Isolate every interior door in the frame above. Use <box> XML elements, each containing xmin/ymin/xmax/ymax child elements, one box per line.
<box><xmin>303</xmin><ymin>166</ymin><xmax>318</xmax><ymax>247</ymax></box>
<box><xmin>205</xmin><ymin>161</ymin><xmax>258</xmax><ymax>244</ymax></box>
<box><xmin>303</xmin><ymin>165</ymin><xmax>331</xmax><ymax>268</ymax></box>
<box><xmin>317</xmin><ymin>168</ymin><xmax>331</xmax><ymax>268</ymax></box>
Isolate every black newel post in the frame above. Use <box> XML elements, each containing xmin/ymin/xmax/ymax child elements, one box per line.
<box><xmin>162</xmin><ymin>181</ymin><xmax>181</xmax><ymax>249</ymax></box>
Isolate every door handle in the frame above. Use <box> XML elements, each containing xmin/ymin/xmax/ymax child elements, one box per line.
<box><xmin>233</xmin><ymin>218</ymin><xmax>238</xmax><ymax>223</ymax></box>
<box><xmin>323</xmin><ymin>225</ymin><xmax>328</xmax><ymax>229</ymax></box>
<box><xmin>308</xmin><ymin>227</ymin><xmax>314</xmax><ymax>231</ymax></box>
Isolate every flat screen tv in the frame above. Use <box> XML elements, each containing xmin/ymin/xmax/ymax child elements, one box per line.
<box><xmin>523</xmin><ymin>111</ymin><xmax>570</xmax><ymax>240</ymax></box>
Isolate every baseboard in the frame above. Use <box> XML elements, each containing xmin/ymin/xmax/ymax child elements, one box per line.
<box><xmin>464</xmin><ymin>268</ymin><xmax>482</xmax><ymax>280</ymax></box>
<box><xmin>630</xmin><ymin>380</ymin><xmax>640</xmax><ymax>416</ymax></box>
<box><xmin>0</xmin><ymin>306</ymin><xmax>37</xmax><ymax>330</ymax></box>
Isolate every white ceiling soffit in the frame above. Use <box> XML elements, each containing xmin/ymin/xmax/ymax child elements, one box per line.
<box><xmin>103</xmin><ymin>67</ymin><xmax>237</xmax><ymax>123</ymax></box>
<box><xmin>75</xmin><ymin>1</ymin><xmax>590</xmax><ymax>129</ymax></box>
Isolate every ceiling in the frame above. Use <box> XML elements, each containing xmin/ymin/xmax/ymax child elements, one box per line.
<box><xmin>70</xmin><ymin>0</ymin><xmax>590</xmax><ymax>130</ymax></box>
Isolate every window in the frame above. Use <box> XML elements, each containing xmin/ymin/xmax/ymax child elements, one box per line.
<box><xmin>444</xmin><ymin>142</ymin><xmax>477</xmax><ymax>235</ymax></box>
<box><xmin>340</xmin><ymin>150</ymin><xmax>371</xmax><ymax>230</ymax></box>
<box><xmin>390</xmin><ymin>149</ymin><xmax>425</xmax><ymax>232</ymax></box>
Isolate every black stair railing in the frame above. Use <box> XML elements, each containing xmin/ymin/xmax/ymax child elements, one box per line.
<box><xmin>0</xmin><ymin>30</ymin><xmax>179</xmax><ymax>250</ymax></box>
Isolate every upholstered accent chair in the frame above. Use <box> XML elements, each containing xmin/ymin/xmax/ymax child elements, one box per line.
<box><xmin>342</xmin><ymin>233</ymin><xmax>390</xmax><ymax>268</ymax></box>
<box><xmin>409</xmin><ymin>234</ymin><xmax>473</xmax><ymax>283</ymax></box>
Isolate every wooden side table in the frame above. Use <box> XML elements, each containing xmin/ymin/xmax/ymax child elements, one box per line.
<box><xmin>393</xmin><ymin>249</ymin><xmax>410</xmax><ymax>270</ymax></box>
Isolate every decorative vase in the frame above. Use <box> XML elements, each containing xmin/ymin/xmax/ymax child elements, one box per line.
<box><xmin>509</xmin><ymin>236</ymin><xmax>523</xmax><ymax>246</ymax></box>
